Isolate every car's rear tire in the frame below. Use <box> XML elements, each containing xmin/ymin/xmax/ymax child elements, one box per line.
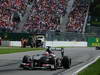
<box><xmin>21</xmin><ymin>55</ymin><xmax>32</xmax><ymax>70</ymax></box>
<box><xmin>22</xmin><ymin>55</ymin><xmax>31</xmax><ymax>63</ymax></box>
<box><xmin>62</xmin><ymin>56</ymin><xmax>71</xmax><ymax>69</ymax></box>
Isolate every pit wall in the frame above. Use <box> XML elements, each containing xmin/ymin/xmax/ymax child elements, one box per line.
<box><xmin>1</xmin><ymin>41</ymin><xmax>87</xmax><ymax>47</ymax></box>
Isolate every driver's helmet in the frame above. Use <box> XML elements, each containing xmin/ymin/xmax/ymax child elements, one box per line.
<box><xmin>46</xmin><ymin>46</ymin><xmax>51</xmax><ymax>49</ymax></box>
<box><xmin>43</xmin><ymin>52</ymin><xmax>49</xmax><ymax>56</ymax></box>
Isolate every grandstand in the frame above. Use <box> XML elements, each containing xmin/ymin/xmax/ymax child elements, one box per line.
<box><xmin>0</xmin><ymin>0</ymin><xmax>90</xmax><ymax>33</ymax></box>
<box><xmin>67</xmin><ymin>0</ymin><xmax>89</xmax><ymax>32</ymax></box>
<box><xmin>21</xmin><ymin>0</ymin><xmax>69</xmax><ymax>33</ymax></box>
<box><xmin>0</xmin><ymin>0</ymin><xmax>33</xmax><ymax>32</ymax></box>
<box><xmin>1</xmin><ymin>0</ymin><xmax>100</xmax><ymax>48</ymax></box>
<box><xmin>1</xmin><ymin>0</ymin><xmax>99</xmax><ymax>42</ymax></box>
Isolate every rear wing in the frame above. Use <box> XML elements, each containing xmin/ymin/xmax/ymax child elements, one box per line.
<box><xmin>50</xmin><ymin>47</ymin><xmax>64</xmax><ymax>57</ymax></box>
<box><xmin>50</xmin><ymin>47</ymin><xmax>63</xmax><ymax>51</ymax></box>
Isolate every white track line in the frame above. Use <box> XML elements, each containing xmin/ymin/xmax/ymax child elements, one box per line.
<box><xmin>72</xmin><ymin>56</ymin><xmax>100</xmax><ymax>75</ymax></box>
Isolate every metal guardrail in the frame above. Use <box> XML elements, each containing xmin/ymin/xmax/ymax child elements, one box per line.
<box><xmin>46</xmin><ymin>31</ymin><xmax>87</xmax><ymax>41</ymax></box>
<box><xmin>46</xmin><ymin>31</ymin><xmax>100</xmax><ymax>41</ymax></box>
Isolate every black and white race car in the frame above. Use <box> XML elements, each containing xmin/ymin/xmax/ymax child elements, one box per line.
<box><xmin>96</xmin><ymin>46</ymin><xmax>100</xmax><ymax>50</ymax></box>
<box><xmin>20</xmin><ymin>47</ymin><xmax>71</xmax><ymax>70</ymax></box>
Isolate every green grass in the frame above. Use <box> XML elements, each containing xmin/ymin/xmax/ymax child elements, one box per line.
<box><xmin>92</xmin><ymin>21</ymin><xmax>100</xmax><ymax>25</ymax></box>
<box><xmin>78</xmin><ymin>58</ymin><xmax>100</xmax><ymax>75</ymax></box>
<box><xmin>0</xmin><ymin>47</ymin><xmax>44</xmax><ymax>54</ymax></box>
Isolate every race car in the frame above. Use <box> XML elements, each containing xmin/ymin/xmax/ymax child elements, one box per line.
<box><xmin>20</xmin><ymin>47</ymin><xmax>71</xmax><ymax>70</ymax></box>
<box><xmin>96</xmin><ymin>46</ymin><xmax>100</xmax><ymax>50</ymax></box>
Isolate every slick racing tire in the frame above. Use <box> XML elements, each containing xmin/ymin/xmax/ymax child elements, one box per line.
<box><xmin>62</xmin><ymin>56</ymin><xmax>71</xmax><ymax>69</ymax></box>
<box><xmin>22</xmin><ymin>55</ymin><xmax>31</xmax><ymax>63</ymax></box>
<box><xmin>22</xmin><ymin>55</ymin><xmax>32</xmax><ymax>70</ymax></box>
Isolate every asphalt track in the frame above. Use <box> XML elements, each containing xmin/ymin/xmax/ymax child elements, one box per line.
<box><xmin>0</xmin><ymin>48</ymin><xmax>100</xmax><ymax>75</ymax></box>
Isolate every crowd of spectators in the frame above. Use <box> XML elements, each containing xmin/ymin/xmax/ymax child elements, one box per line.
<box><xmin>23</xmin><ymin>0</ymin><xmax>68</xmax><ymax>33</ymax></box>
<box><xmin>67</xmin><ymin>0</ymin><xmax>88</xmax><ymax>32</ymax></box>
<box><xmin>0</xmin><ymin>0</ymin><xmax>89</xmax><ymax>33</ymax></box>
<box><xmin>0</xmin><ymin>0</ymin><xmax>32</xmax><ymax>32</ymax></box>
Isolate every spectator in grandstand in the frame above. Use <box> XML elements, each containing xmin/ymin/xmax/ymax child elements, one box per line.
<box><xmin>12</xmin><ymin>12</ymin><xmax>21</xmax><ymax>23</ymax></box>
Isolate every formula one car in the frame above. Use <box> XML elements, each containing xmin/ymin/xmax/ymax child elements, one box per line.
<box><xmin>96</xmin><ymin>46</ymin><xmax>100</xmax><ymax>50</ymax></box>
<box><xmin>20</xmin><ymin>47</ymin><xmax>71</xmax><ymax>70</ymax></box>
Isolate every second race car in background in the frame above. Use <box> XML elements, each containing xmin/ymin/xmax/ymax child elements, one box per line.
<box><xmin>96</xmin><ymin>46</ymin><xmax>100</xmax><ymax>50</ymax></box>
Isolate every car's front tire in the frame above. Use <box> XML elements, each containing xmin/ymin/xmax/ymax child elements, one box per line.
<box><xmin>62</xmin><ymin>56</ymin><xmax>71</xmax><ymax>69</ymax></box>
<box><xmin>22</xmin><ymin>55</ymin><xmax>31</xmax><ymax>63</ymax></box>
